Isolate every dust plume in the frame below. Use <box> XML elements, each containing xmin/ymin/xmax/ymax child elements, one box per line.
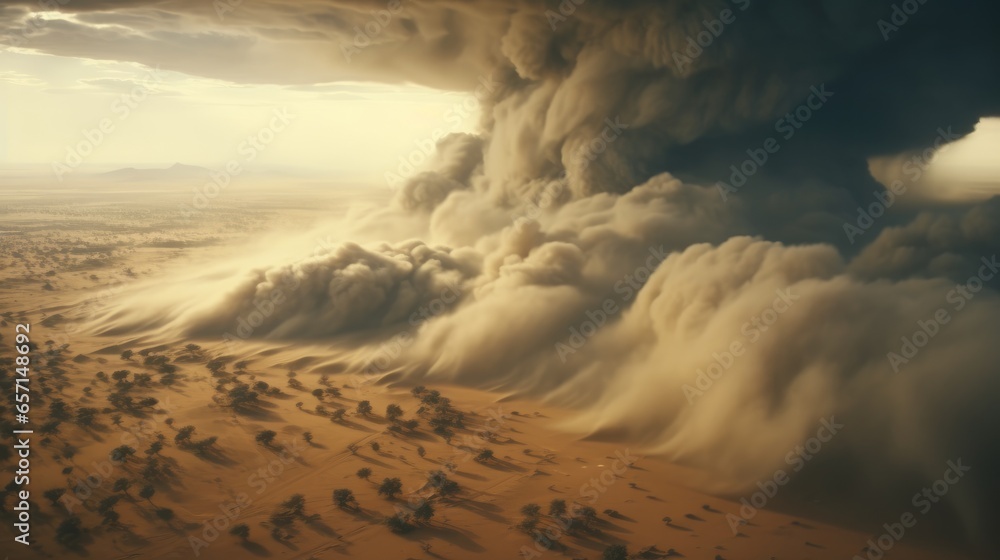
<box><xmin>39</xmin><ymin>0</ymin><xmax>1000</xmax><ymax>546</ymax></box>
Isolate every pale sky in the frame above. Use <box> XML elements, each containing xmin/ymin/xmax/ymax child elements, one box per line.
<box><xmin>1</xmin><ymin>40</ymin><xmax>998</xmax><ymax>194</ymax></box>
<box><xmin>926</xmin><ymin>117</ymin><xmax>1000</xmax><ymax>181</ymax></box>
<box><xmin>0</xmin><ymin>48</ymin><xmax>479</xmax><ymax>180</ymax></box>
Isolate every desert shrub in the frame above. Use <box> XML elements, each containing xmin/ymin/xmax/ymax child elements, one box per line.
<box><xmin>377</xmin><ymin>477</ymin><xmax>402</xmax><ymax>499</ymax></box>
<box><xmin>385</xmin><ymin>513</ymin><xmax>411</xmax><ymax>533</ymax></box>
<box><xmin>602</xmin><ymin>544</ymin><xmax>628</xmax><ymax>560</ymax></box>
<box><xmin>55</xmin><ymin>517</ymin><xmax>84</xmax><ymax>547</ymax></box>
<box><xmin>475</xmin><ymin>448</ymin><xmax>494</xmax><ymax>462</ymax></box>
<box><xmin>255</xmin><ymin>430</ymin><xmax>277</xmax><ymax>446</ymax></box>
<box><xmin>549</xmin><ymin>499</ymin><xmax>567</xmax><ymax>517</ymax></box>
<box><xmin>175</xmin><ymin>425</ymin><xmax>196</xmax><ymax>445</ymax></box>
<box><xmin>109</xmin><ymin>445</ymin><xmax>136</xmax><ymax>462</ymax></box>
<box><xmin>413</xmin><ymin>502</ymin><xmax>434</xmax><ymax>523</ymax></box>
<box><xmin>229</xmin><ymin>523</ymin><xmax>250</xmax><ymax>540</ymax></box>
<box><xmin>332</xmin><ymin>488</ymin><xmax>358</xmax><ymax>509</ymax></box>
<box><xmin>43</xmin><ymin>488</ymin><xmax>66</xmax><ymax>505</ymax></box>
<box><xmin>113</xmin><ymin>478</ymin><xmax>131</xmax><ymax>494</ymax></box>
<box><xmin>75</xmin><ymin>407</ymin><xmax>99</xmax><ymax>426</ymax></box>
<box><xmin>385</xmin><ymin>404</ymin><xmax>403</xmax><ymax>422</ymax></box>
<box><xmin>520</xmin><ymin>503</ymin><xmax>541</xmax><ymax>518</ymax></box>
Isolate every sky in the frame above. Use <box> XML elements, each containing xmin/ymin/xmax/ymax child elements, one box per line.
<box><xmin>2</xmin><ymin>47</ymin><xmax>998</xmax><ymax>195</ymax></box>
<box><xmin>928</xmin><ymin>118</ymin><xmax>1000</xmax><ymax>181</ymax></box>
<box><xmin>0</xmin><ymin>48</ymin><xmax>478</xmax><ymax>180</ymax></box>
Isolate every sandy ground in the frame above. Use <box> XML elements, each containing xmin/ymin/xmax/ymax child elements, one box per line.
<box><xmin>0</xmin><ymin>181</ymin><xmax>975</xmax><ymax>559</ymax></box>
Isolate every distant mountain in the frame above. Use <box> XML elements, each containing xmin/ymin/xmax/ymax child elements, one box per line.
<box><xmin>101</xmin><ymin>163</ymin><xmax>211</xmax><ymax>182</ymax></box>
